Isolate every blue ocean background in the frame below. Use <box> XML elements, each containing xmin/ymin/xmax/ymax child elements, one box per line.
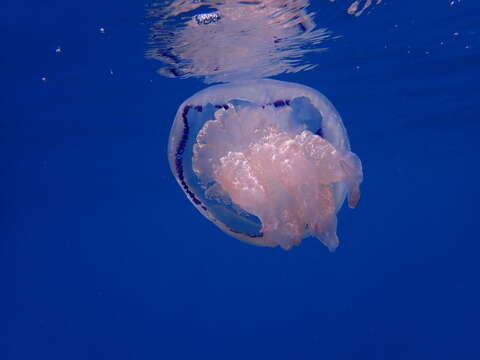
<box><xmin>2</xmin><ymin>0</ymin><xmax>479</xmax><ymax>359</ymax></box>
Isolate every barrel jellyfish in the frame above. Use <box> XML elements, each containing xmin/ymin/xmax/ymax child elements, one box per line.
<box><xmin>148</xmin><ymin>0</ymin><xmax>364</xmax><ymax>250</ymax></box>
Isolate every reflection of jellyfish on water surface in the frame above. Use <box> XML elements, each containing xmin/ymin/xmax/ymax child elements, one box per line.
<box><xmin>147</xmin><ymin>0</ymin><xmax>363</xmax><ymax>251</ymax></box>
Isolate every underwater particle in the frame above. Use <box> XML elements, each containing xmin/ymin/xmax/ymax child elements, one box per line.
<box><xmin>99</xmin><ymin>27</ymin><xmax>106</xmax><ymax>34</ymax></box>
<box><xmin>168</xmin><ymin>79</ymin><xmax>363</xmax><ymax>251</ymax></box>
<box><xmin>355</xmin><ymin>0</ymin><xmax>372</xmax><ymax>17</ymax></box>
<box><xmin>347</xmin><ymin>0</ymin><xmax>381</xmax><ymax>16</ymax></box>
<box><xmin>55</xmin><ymin>46</ymin><xmax>62</xmax><ymax>54</ymax></box>
<box><xmin>41</xmin><ymin>76</ymin><xmax>47</xmax><ymax>82</ymax></box>
<box><xmin>347</xmin><ymin>1</ymin><xmax>359</xmax><ymax>15</ymax></box>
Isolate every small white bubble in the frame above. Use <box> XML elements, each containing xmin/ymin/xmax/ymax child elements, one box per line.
<box><xmin>99</xmin><ymin>27</ymin><xmax>106</xmax><ymax>34</ymax></box>
<box><xmin>109</xmin><ymin>69</ymin><xmax>114</xmax><ymax>75</ymax></box>
<box><xmin>41</xmin><ymin>76</ymin><xmax>47</xmax><ymax>82</ymax></box>
<box><xmin>453</xmin><ymin>32</ymin><xmax>459</xmax><ymax>36</ymax></box>
<box><xmin>55</xmin><ymin>46</ymin><xmax>62</xmax><ymax>54</ymax></box>
<box><xmin>355</xmin><ymin>65</ymin><xmax>360</xmax><ymax>70</ymax></box>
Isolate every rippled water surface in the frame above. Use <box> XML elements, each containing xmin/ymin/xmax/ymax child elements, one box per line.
<box><xmin>2</xmin><ymin>1</ymin><xmax>479</xmax><ymax>359</ymax></box>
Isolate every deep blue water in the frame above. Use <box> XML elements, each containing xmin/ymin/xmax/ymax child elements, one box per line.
<box><xmin>2</xmin><ymin>0</ymin><xmax>479</xmax><ymax>359</ymax></box>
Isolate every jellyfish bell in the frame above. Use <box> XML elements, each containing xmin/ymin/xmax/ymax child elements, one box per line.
<box><xmin>148</xmin><ymin>0</ymin><xmax>364</xmax><ymax>250</ymax></box>
<box><xmin>168</xmin><ymin>79</ymin><xmax>363</xmax><ymax>250</ymax></box>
